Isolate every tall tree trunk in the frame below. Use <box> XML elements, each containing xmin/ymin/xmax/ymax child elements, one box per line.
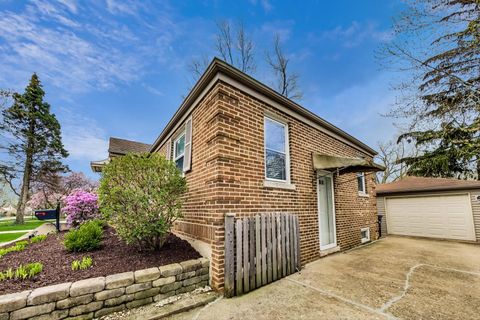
<box><xmin>15</xmin><ymin>121</ymin><xmax>35</xmax><ymax>224</ymax></box>
<box><xmin>15</xmin><ymin>160</ymin><xmax>31</xmax><ymax>224</ymax></box>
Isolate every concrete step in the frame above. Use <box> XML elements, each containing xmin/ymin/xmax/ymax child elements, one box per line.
<box><xmin>101</xmin><ymin>289</ymin><xmax>219</xmax><ymax>320</ymax></box>
<box><xmin>143</xmin><ymin>291</ymin><xmax>218</xmax><ymax>320</ymax></box>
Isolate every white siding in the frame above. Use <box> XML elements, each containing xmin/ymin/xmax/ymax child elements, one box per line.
<box><xmin>376</xmin><ymin>197</ymin><xmax>387</xmax><ymax>237</ymax></box>
<box><xmin>378</xmin><ymin>189</ymin><xmax>480</xmax><ymax>242</ymax></box>
<box><xmin>469</xmin><ymin>191</ymin><xmax>480</xmax><ymax>240</ymax></box>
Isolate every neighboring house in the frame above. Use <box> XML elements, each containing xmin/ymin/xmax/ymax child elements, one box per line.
<box><xmin>377</xmin><ymin>176</ymin><xmax>480</xmax><ymax>242</ymax></box>
<box><xmin>1</xmin><ymin>205</ymin><xmax>16</xmax><ymax>217</ymax></box>
<box><xmin>91</xmin><ymin>137</ymin><xmax>151</xmax><ymax>172</ymax></box>
<box><xmin>93</xmin><ymin>59</ymin><xmax>383</xmax><ymax>291</ymax></box>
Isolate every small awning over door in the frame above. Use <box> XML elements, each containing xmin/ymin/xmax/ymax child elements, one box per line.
<box><xmin>312</xmin><ymin>153</ymin><xmax>384</xmax><ymax>173</ymax></box>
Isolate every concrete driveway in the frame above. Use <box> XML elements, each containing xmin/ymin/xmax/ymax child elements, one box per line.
<box><xmin>174</xmin><ymin>236</ymin><xmax>480</xmax><ymax>320</ymax></box>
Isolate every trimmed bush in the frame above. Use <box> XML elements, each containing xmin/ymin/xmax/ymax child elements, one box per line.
<box><xmin>98</xmin><ymin>153</ymin><xmax>187</xmax><ymax>250</ymax></box>
<box><xmin>64</xmin><ymin>220</ymin><xmax>103</xmax><ymax>252</ymax></box>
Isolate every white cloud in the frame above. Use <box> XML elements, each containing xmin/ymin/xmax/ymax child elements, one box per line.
<box><xmin>249</xmin><ymin>0</ymin><xmax>272</xmax><ymax>13</ymax></box>
<box><xmin>260</xmin><ymin>20</ymin><xmax>294</xmax><ymax>41</ymax></box>
<box><xmin>105</xmin><ymin>0</ymin><xmax>139</xmax><ymax>15</ymax></box>
<box><xmin>142</xmin><ymin>84</ymin><xmax>164</xmax><ymax>96</ymax></box>
<box><xmin>60</xmin><ymin>109</ymin><xmax>108</xmax><ymax>161</ymax></box>
<box><xmin>305</xmin><ymin>73</ymin><xmax>400</xmax><ymax>149</ymax></box>
<box><xmin>0</xmin><ymin>1</ymin><xmax>181</xmax><ymax>92</ymax></box>
<box><xmin>57</xmin><ymin>0</ymin><xmax>77</xmax><ymax>14</ymax></box>
<box><xmin>321</xmin><ymin>21</ymin><xmax>392</xmax><ymax>48</ymax></box>
<box><xmin>31</xmin><ymin>0</ymin><xmax>79</xmax><ymax>27</ymax></box>
<box><xmin>0</xmin><ymin>10</ymin><xmax>142</xmax><ymax>91</ymax></box>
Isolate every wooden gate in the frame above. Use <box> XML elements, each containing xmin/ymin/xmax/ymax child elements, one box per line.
<box><xmin>224</xmin><ymin>213</ymin><xmax>301</xmax><ymax>297</ymax></box>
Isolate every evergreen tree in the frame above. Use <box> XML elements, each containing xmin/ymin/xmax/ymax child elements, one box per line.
<box><xmin>384</xmin><ymin>0</ymin><xmax>480</xmax><ymax>178</ymax></box>
<box><xmin>0</xmin><ymin>74</ymin><xmax>68</xmax><ymax>224</ymax></box>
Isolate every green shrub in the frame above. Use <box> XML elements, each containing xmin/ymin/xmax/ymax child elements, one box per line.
<box><xmin>91</xmin><ymin>219</ymin><xmax>106</xmax><ymax>229</ymax></box>
<box><xmin>30</xmin><ymin>235</ymin><xmax>47</xmax><ymax>244</ymax></box>
<box><xmin>0</xmin><ymin>240</ymin><xmax>29</xmax><ymax>258</ymax></box>
<box><xmin>27</xmin><ymin>262</ymin><xmax>43</xmax><ymax>278</ymax></box>
<box><xmin>71</xmin><ymin>256</ymin><xmax>93</xmax><ymax>271</ymax></box>
<box><xmin>0</xmin><ymin>263</ymin><xmax>43</xmax><ymax>281</ymax></box>
<box><xmin>98</xmin><ymin>153</ymin><xmax>187</xmax><ymax>251</ymax></box>
<box><xmin>64</xmin><ymin>221</ymin><xmax>103</xmax><ymax>252</ymax></box>
<box><xmin>15</xmin><ymin>240</ymin><xmax>29</xmax><ymax>248</ymax></box>
<box><xmin>15</xmin><ymin>265</ymin><xmax>29</xmax><ymax>280</ymax></box>
<box><xmin>2</xmin><ymin>268</ymin><xmax>14</xmax><ymax>280</ymax></box>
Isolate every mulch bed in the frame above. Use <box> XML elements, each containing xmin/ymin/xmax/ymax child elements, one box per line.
<box><xmin>0</xmin><ymin>227</ymin><xmax>201</xmax><ymax>295</ymax></box>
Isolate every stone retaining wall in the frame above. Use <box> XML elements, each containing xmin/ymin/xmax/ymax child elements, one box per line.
<box><xmin>0</xmin><ymin>258</ymin><xmax>209</xmax><ymax>320</ymax></box>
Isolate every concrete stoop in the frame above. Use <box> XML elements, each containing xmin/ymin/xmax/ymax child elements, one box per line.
<box><xmin>100</xmin><ymin>288</ymin><xmax>218</xmax><ymax>320</ymax></box>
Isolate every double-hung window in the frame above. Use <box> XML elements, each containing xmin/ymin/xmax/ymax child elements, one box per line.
<box><xmin>357</xmin><ymin>172</ymin><xmax>367</xmax><ymax>195</ymax></box>
<box><xmin>174</xmin><ymin>133</ymin><xmax>186</xmax><ymax>171</ymax></box>
<box><xmin>264</xmin><ymin>116</ymin><xmax>289</xmax><ymax>182</ymax></box>
<box><xmin>167</xmin><ymin>117</ymin><xmax>192</xmax><ymax>173</ymax></box>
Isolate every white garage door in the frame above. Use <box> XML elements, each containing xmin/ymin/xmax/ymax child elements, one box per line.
<box><xmin>386</xmin><ymin>194</ymin><xmax>476</xmax><ymax>241</ymax></box>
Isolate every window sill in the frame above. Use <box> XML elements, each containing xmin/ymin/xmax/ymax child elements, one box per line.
<box><xmin>358</xmin><ymin>192</ymin><xmax>369</xmax><ymax>198</ymax></box>
<box><xmin>320</xmin><ymin>245</ymin><xmax>340</xmax><ymax>257</ymax></box>
<box><xmin>264</xmin><ymin>180</ymin><xmax>296</xmax><ymax>191</ymax></box>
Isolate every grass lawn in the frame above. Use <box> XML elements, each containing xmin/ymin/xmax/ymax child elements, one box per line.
<box><xmin>0</xmin><ymin>232</ymin><xmax>28</xmax><ymax>243</ymax></box>
<box><xmin>0</xmin><ymin>219</ymin><xmax>52</xmax><ymax>231</ymax></box>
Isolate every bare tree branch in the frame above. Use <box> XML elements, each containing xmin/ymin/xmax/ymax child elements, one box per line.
<box><xmin>235</xmin><ymin>21</ymin><xmax>256</xmax><ymax>73</ymax></box>
<box><xmin>266</xmin><ymin>33</ymin><xmax>302</xmax><ymax>101</ymax></box>
<box><xmin>216</xmin><ymin>20</ymin><xmax>234</xmax><ymax>65</ymax></box>
<box><xmin>188</xmin><ymin>20</ymin><xmax>256</xmax><ymax>84</ymax></box>
<box><xmin>188</xmin><ymin>55</ymin><xmax>210</xmax><ymax>80</ymax></box>
<box><xmin>0</xmin><ymin>166</ymin><xmax>20</xmax><ymax>197</ymax></box>
<box><xmin>375</xmin><ymin>139</ymin><xmax>418</xmax><ymax>183</ymax></box>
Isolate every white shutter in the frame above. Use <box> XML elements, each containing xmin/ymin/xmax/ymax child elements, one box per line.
<box><xmin>165</xmin><ymin>138</ymin><xmax>172</xmax><ymax>160</ymax></box>
<box><xmin>183</xmin><ymin>117</ymin><xmax>192</xmax><ymax>172</ymax></box>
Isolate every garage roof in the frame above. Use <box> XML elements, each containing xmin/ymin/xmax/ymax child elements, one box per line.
<box><xmin>376</xmin><ymin>176</ymin><xmax>480</xmax><ymax>195</ymax></box>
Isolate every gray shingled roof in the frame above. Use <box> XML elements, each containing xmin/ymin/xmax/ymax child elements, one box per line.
<box><xmin>108</xmin><ymin>137</ymin><xmax>151</xmax><ymax>155</ymax></box>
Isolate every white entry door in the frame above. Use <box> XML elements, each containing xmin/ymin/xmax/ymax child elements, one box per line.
<box><xmin>317</xmin><ymin>173</ymin><xmax>337</xmax><ymax>250</ymax></box>
<box><xmin>385</xmin><ymin>194</ymin><xmax>476</xmax><ymax>241</ymax></box>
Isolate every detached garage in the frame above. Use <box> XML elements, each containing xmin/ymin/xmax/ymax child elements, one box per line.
<box><xmin>377</xmin><ymin>176</ymin><xmax>480</xmax><ymax>242</ymax></box>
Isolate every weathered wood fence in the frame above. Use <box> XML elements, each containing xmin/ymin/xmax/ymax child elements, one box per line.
<box><xmin>224</xmin><ymin>213</ymin><xmax>301</xmax><ymax>297</ymax></box>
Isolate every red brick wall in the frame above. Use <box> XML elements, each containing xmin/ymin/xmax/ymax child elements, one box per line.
<box><xmin>156</xmin><ymin>84</ymin><xmax>233</xmax><ymax>289</ymax></box>
<box><xmin>156</xmin><ymin>80</ymin><xmax>378</xmax><ymax>290</ymax></box>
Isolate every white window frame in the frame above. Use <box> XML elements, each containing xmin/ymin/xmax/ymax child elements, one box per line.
<box><xmin>173</xmin><ymin>130</ymin><xmax>186</xmax><ymax>170</ymax></box>
<box><xmin>357</xmin><ymin>172</ymin><xmax>367</xmax><ymax>196</ymax></box>
<box><xmin>360</xmin><ymin>227</ymin><xmax>370</xmax><ymax>243</ymax></box>
<box><xmin>264</xmin><ymin>116</ymin><xmax>291</xmax><ymax>185</ymax></box>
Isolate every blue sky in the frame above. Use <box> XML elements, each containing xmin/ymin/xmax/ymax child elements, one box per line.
<box><xmin>0</xmin><ymin>0</ymin><xmax>404</xmax><ymax>178</ymax></box>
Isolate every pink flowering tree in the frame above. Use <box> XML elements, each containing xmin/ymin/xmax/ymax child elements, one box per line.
<box><xmin>63</xmin><ymin>190</ymin><xmax>99</xmax><ymax>228</ymax></box>
<box><xmin>28</xmin><ymin>172</ymin><xmax>98</xmax><ymax>210</ymax></box>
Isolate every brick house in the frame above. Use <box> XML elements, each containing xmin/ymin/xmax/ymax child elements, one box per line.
<box><xmin>94</xmin><ymin>58</ymin><xmax>383</xmax><ymax>291</ymax></box>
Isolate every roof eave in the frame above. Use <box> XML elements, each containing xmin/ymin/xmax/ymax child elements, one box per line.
<box><xmin>150</xmin><ymin>58</ymin><xmax>378</xmax><ymax>156</ymax></box>
<box><xmin>150</xmin><ymin>59</ymin><xmax>221</xmax><ymax>152</ymax></box>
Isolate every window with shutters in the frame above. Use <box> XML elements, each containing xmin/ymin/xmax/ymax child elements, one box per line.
<box><xmin>170</xmin><ymin>116</ymin><xmax>192</xmax><ymax>173</ymax></box>
<box><xmin>174</xmin><ymin>132</ymin><xmax>185</xmax><ymax>171</ymax></box>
